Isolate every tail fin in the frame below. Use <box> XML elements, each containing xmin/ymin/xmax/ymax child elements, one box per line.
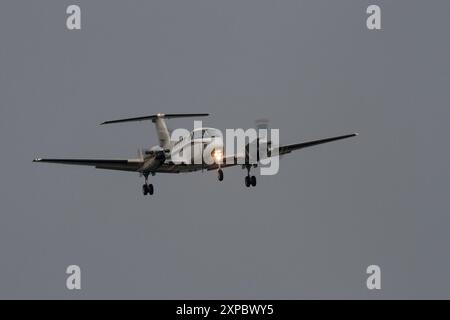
<box><xmin>100</xmin><ymin>113</ymin><xmax>209</xmax><ymax>149</ymax></box>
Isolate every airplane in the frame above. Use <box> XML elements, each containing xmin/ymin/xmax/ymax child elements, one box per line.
<box><xmin>33</xmin><ymin>113</ymin><xmax>357</xmax><ymax>196</ymax></box>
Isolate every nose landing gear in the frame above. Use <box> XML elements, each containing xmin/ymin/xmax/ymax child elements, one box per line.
<box><xmin>217</xmin><ymin>169</ymin><xmax>224</xmax><ymax>181</ymax></box>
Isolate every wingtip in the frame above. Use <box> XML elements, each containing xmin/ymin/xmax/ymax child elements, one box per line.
<box><xmin>33</xmin><ymin>158</ymin><xmax>41</xmax><ymax>162</ymax></box>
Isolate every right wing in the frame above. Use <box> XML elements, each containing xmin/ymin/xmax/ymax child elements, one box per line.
<box><xmin>33</xmin><ymin>158</ymin><xmax>143</xmax><ymax>172</ymax></box>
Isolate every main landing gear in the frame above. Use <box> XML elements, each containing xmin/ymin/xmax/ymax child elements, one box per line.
<box><xmin>142</xmin><ymin>173</ymin><xmax>154</xmax><ymax>196</ymax></box>
<box><xmin>244</xmin><ymin>165</ymin><xmax>257</xmax><ymax>188</ymax></box>
<box><xmin>142</xmin><ymin>183</ymin><xmax>154</xmax><ymax>195</ymax></box>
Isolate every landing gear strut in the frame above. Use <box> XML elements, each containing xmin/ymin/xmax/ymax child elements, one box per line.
<box><xmin>142</xmin><ymin>173</ymin><xmax>154</xmax><ymax>196</ymax></box>
<box><xmin>244</xmin><ymin>165</ymin><xmax>257</xmax><ymax>187</ymax></box>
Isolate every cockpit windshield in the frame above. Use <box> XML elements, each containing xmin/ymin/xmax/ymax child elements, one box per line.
<box><xmin>191</xmin><ymin>128</ymin><xmax>222</xmax><ymax>139</ymax></box>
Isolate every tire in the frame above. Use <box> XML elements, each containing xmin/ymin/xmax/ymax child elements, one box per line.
<box><xmin>142</xmin><ymin>184</ymin><xmax>148</xmax><ymax>195</ymax></box>
<box><xmin>245</xmin><ymin>176</ymin><xmax>251</xmax><ymax>187</ymax></box>
<box><xmin>251</xmin><ymin>175</ymin><xmax>256</xmax><ymax>187</ymax></box>
<box><xmin>148</xmin><ymin>184</ymin><xmax>154</xmax><ymax>195</ymax></box>
<box><xmin>218</xmin><ymin>169</ymin><xmax>224</xmax><ymax>181</ymax></box>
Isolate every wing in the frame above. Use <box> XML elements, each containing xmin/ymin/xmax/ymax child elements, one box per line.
<box><xmin>34</xmin><ymin>134</ymin><xmax>356</xmax><ymax>173</ymax></box>
<box><xmin>154</xmin><ymin>155</ymin><xmax>241</xmax><ymax>173</ymax></box>
<box><xmin>33</xmin><ymin>158</ymin><xmax>143</xmax><ymax>172</ymax></box>
<box><xmin>154</xmin><ymin>133</ymin><xmax>358</xmax><ymax>173</ymax></box>
<box><xmin>276</xmin><ymin>133</ymin><xmax>358</xmax><ymax>155</ymax></box>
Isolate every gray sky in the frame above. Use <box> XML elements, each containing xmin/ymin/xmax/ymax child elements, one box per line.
<box><xmin>0</xmin><ymin>0</ymin><xmax>449</xmax><ymax>299</ymax></box>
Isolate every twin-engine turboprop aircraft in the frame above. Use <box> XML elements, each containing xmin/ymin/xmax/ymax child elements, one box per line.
<box><xmin>33</xmin><ymin>113</ymin><xmax>357</xmax><ymax>196</ymax></box>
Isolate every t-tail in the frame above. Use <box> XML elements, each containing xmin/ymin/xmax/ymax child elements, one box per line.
<box><xmin>100</xmin><ymin>113</ymin><xmax>209</xmax><ymax>150</ymax></box>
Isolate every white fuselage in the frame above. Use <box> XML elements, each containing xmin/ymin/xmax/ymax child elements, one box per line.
<box><xmin>168</xmin><ymin>127</ymin><xmax>224</xmax><ymax>165</ymax></box>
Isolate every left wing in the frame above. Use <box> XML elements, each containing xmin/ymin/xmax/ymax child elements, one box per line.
<box><xmin>203</xmin><ymin>133</ymin><xmax>358</xmax><ymax>170</ymax></box>
<box><xmin>163</xmin><ymin>133</ymin><xmax>359</xmax><ymax>172</ymax></box>
<box><xmin>276</xmin><ymin>133</ymin><xmax>358</xmax><ymax>156</ymax></box>
<box><xmin>33</xmin><ymin>158</ymin><xmax>143</xmax><ymax>172</ymax></box>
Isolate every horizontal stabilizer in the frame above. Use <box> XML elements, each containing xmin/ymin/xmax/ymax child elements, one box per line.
<box><xmin>100</xmin><ymin>113</ymin><xmax>209</xmax><ymax>125</ymax></box>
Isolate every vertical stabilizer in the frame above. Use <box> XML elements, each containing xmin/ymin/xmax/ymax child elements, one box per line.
<box><xmin>100</xmin><ymin>113</ymin><xmax>209</xmax><ymax>150</ymax></box>
<box><xmin>152</xmin><ymin>115</ymin><xmax>171</xmax><ymax>149</ymax></box>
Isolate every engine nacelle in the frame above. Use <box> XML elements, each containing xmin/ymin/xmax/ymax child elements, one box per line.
<box><xmin>141</xmin><ymin>149</ymin><xmax>166</xmax><ymax>171</ymax></box>
<box><xmin>245</xmin><ymin>138</ymin><xmax>271</xmax><ymax>164</ymax></box>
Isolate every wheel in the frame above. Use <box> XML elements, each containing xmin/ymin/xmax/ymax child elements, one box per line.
<box><xmin>148</xmin><ymin>184</ymin><xmax>154</xmax><ymax>195</ymax></box>
<box><xmin>142</xmin><ymin>184</ymin><xmax>148</xmax><ymax>195</ymax></box>
<box><xmin>245</xmin><ymin>176</ymin><xmax>251</xmax><ymax>187</ymax></box>
<box><xmin>251</xmin><ymin>175</ymin><xmax>256</xmax><ymax>187</ymax></box>
<box><xmin>218</xmin><ymin>169</ymin><xmax>224</xmax><ymax>181</ymax></box>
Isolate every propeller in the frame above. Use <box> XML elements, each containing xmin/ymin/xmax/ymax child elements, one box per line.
<box><xmin>138</xmin><ymin>149</ymin><xmax>144</xmax><ymax>177</ymax></box>
<box><xmin>255</xmin><ymin>118</ymin><xmax>270</xmax><ymax>143</ymax></box>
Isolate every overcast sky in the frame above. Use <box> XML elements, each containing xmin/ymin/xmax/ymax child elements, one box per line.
<box><xmin>0</xmin><ymin>0</ymin><xmax>449</xmax><ymax>299</ymax></box>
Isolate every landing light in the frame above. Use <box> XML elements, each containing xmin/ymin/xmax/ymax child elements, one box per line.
<box><xmin>212</xmin><ymin>149</ymin><xmax>223</xmax><ymax>163</ymax></box>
